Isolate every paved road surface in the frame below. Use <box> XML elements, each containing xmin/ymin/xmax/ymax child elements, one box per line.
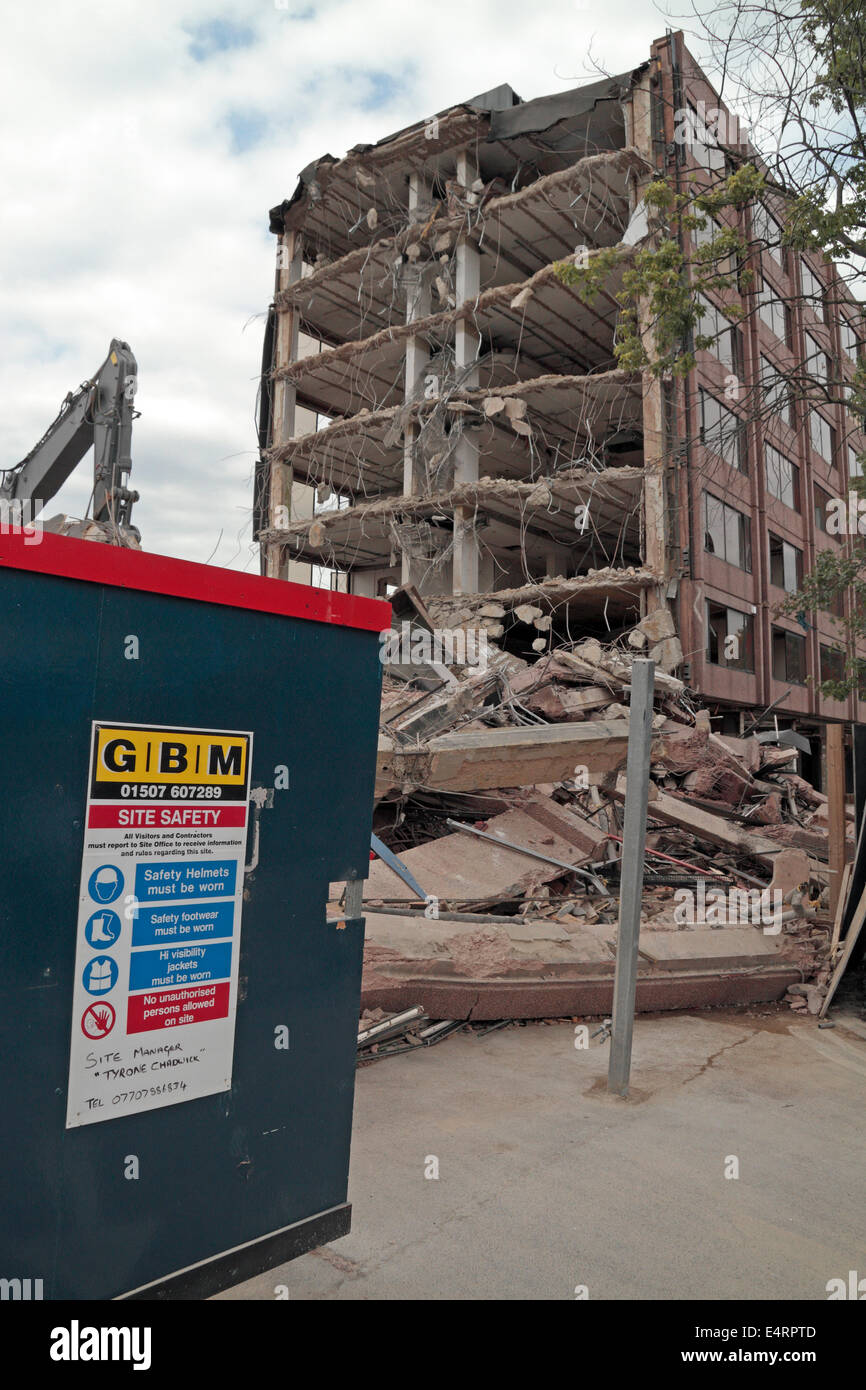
<box><xmin>216</xmin><ymin>1005</ymin><xmax>866</xmax><ymax>1300</ymax></box>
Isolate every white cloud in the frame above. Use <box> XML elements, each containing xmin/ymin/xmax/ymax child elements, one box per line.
<box><xmin>0</xmin><ymin>0</ymin><xmax>663</xmax><ymax>570</ymax></box>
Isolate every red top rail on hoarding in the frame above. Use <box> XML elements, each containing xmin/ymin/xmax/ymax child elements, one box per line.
<box><xmin>0</xmin><ymin>528</ymin><xmax>392</xmax><ymax>633</ymax></box>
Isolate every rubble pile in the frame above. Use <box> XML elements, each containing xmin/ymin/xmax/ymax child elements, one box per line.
<box><xmin>365</xmin><ymin>600</ymin><xmax>842</xmax><ymax>1014</ymax></box>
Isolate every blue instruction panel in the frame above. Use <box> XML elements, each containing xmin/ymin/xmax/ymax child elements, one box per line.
<box><xmin>134</xmin><ymin>860</ymin><xmax>237</xmax><ymax>901</ymax></box>
<box><xmin>129</xmin><ymin>942</ymin><xmax>233</xmax><ymax>992</ymax></box>
<box><xmin>131</xmin><ymin>902</ymin><xmax>235</xmax><ymax>947</ymax></box>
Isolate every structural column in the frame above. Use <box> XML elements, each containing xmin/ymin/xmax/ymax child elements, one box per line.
<box><xmin>402</xmin><ymin>174</ymin><xmax>432</xmax><ymax>588</ymax></box>
<box><xmin>638</xmin><ymin>286</ymin><xmax>669</xmax><ymax>614</ymax></box>
<box><xmin>630</xmin><ymin>70</ymin><xmax>669</xmax><ymax>617</ymax></box>
<box><xmin>827</xmin><ymin>722</ymin><xmax>847</xmax><ymax>922</ymax></box>
<box><xmin>267</xmin><ymin>228</ymin><xmax>302</xmax><ymax>580</ymax></box>
<box><xmin>452</xmin><ymin>149</ymin><xmax>482</xmax><ymax>596</ymax></box>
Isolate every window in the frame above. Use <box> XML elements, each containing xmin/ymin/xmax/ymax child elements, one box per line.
<box><xmin>841</xmin><ymin>318</ymin><xmax>861</xmax><ymax>363</ymax></box>
<box><xmin>772</xmin><ymin>628</ymin><xmax>807</xmax><ymax>683</ymax></box>
<box><xmin>703</xmin><ymin>491</ymin><xmax>752</xmax><ymax>571</ymax></box>
<box><xmin>805</xmin><ymin>332</ymin><xmax>831</xmax><ymax>385</ymax></box>
<box><xmin>814</xmin><ymin>485</ymin><xmax>832</xmax><ymax>532</ymax></box>
<box><xmin>850</xmin><ymin>445</ymin><xmax>863</xmax><ymax>479</ymax></box>
<box><xmin>809</xmin><ymin>411</ymin><xmax>836</xmax><ymax>463</ymax></box>
<box><xmin>801</xmin><ymin>259</ymin><xmax>826</xmax><ymax>322</ymax></box>
<box><xmin>699</xmin><ymin>388</ymin><xmax>746</xmax><ymax>471</ymax></box>
<box><xmin>820</xmin><ymin>644</ymin><xmax>846</xmax><ymax>685</ymax></box>
<box><xmin>693</xmin><ymin>213</ymin><xmax>721</xmax><ymax>250</ymax></box>
<box><xmin>768</xmin><ymin>534</ymin><xmax>803</xmax><ymax>592</ymax></box>
<box><xmin>757</xmin><ymin>280</ymin><xmax>791</xmax><ymax>344</ymax></box>
<box><xmin>706</xmin><ymin>600</ymin><xmax>755</xmax><ymax>671</ymax></box>
<box><xmin>692</xmin><ymin>214</ymin><xmax>736</xmax><ymax>277</ymax></box>
<box><xmin>752</xmin><ymin>201</ymin><xmax>784</xmax><ymax>266</ymax></box>
<box><xmin>765</xmin><ymin>444</ymin><xmax>800</xmax><ymax>509</ymax></box>
<box><xmin>696</xmin><ymin>295</ymin><xmax>739</xmax><ymax>372</ymax></box>
<box><xmin>761</xmin><ymin>355</ymin><xmax>794</xmax><ymax>427</ymax></box>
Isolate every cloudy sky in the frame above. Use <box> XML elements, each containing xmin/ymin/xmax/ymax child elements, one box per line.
<box><xmin>0</xmin><ymin>0</ymin><xmax>670</xmax><ymax>569</ymax></box>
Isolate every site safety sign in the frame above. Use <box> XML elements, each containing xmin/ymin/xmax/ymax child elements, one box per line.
<box><xmin>66</xmin><ymin>721</ymin><xmax>253</xmax><ymax>1127</ymax></box>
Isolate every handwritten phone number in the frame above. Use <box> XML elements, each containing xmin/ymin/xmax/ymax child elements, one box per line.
<box><xmin>112</xmin><ymin>1081</ymin><xmax>188</xmax><ymax>1105</ymax></box>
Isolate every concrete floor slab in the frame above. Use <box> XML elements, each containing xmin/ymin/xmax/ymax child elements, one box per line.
<box><xmin>216</xmin><ymin>1006</ymin><xmax>866</xmax><ymax>1301</ymax></box>
<box><xmin>638</xmin><ymin>927</ymin><xmax>788</xmax><ymax>969</ymax></box>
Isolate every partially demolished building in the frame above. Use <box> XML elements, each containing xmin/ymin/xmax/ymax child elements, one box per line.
<box><xmin>254</xmin><ymin>31</ymin><xmax>866</xmax><ymax>1019</ymax></box>
<box><xmin>257</xmin><ymin>31</ymin><xmax>866</xmax><ymax>771</ymax></box>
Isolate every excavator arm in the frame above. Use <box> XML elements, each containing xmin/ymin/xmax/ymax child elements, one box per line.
<box><xmin>0</xmin><ymin>339</ymin><xmax>140</xmax><ymax>544</ymax></box>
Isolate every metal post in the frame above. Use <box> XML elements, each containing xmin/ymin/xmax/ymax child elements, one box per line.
<box><xmin>608</xmin><ymin>658</ymin><xmax>655</xmax><ymax>1097</ymax></box>
<box><xmin>827</xmin><ymin>722</ymin><xmax>847</xmax><ymax>923</ymax></box>
<box><xmin>853</xmin><ymin>724</ymin><xmax>866</xmax><ymax>838</ymax></box>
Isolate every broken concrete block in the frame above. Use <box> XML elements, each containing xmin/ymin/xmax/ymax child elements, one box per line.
<box><xmin>717</xmin><ymin>735</ymin><xmax>762</xmax><ymax>774</ymax></box>
<box><xmin>681</xmin><ymin>764</ymin><xmax>751</xmax><ymax>804</ymax></box>
<box><xmin>768</xmin><ymin>849</ymin><xmax>812</xmax><ymax>898</ymax></box>
<box><xmin>654</xmin><ymin>722</ymin><xmax>710</xmax><ymax>775</ymax></box>
<box><xmin>523</xmin><ymin>685</ymin><xmax>611</xmax><ymax>722</ymax></box>
<box><xmin>750</xmin><ymin>792</ymin><xmax>784</xmax><ymax>825</ymax></box>
<box><xmin>478</xmin><ymin>602</ymin><xmax>506</xmax><ymax>618</ymax></box>
<box><xmin>574</xmin><ymin>638</ymin><xmax>603</xmax><ymax>667</ymax></box>
<box><xmin>515</xmin><ymin>603</ymin><xmax>544</xmax><ymax>623</ymax></box>
<box><xmin>531</xmin><ymin>637</ymin><xmax>547</xmax><ymax>652</ymax></box>
<box><xmin>534</xmin><ymin>615</ymin><xmax>552</xmax><ymax>631</ymax></box>
<box><xmin>805</xmin><ymin>985</ymin><xmax>825</xmax><ymax>1014</ymax></box>
<box><xmin>611</xmin><ymin>778</ymin><xmax>783</xmax><ymax>872</ymax></box>
<box><xmin>639</xmin><ymin>607</ymin><xmax>676</xmax><ymax>643</ymax></box>
<box><xmin>649</xmin><ymin>636</ymin><xmax>683</xmax><ymax>672</ymax></box>
<box><xmin>627</xmin><ymin>628</ymin><xmax>647</xmax><ymax>650</ymax></box>
<box><xmin>422</xmin><ymin>721</ymin><xmax>633</xmax><ymax>794</ymax></box>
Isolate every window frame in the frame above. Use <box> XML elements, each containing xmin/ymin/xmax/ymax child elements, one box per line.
<box><xmin>768</xmin><ymin>533</ymin><xmax>804</xmax><ymax>593</ymax></box>
<box><xmin>760</xmin><ymin>354</ymin><xmax>794</xmax><ymax>428</ymax></box>
<box><xmin>703</xmin><ymin>490</ymin><xmax>753</xmax><ymax>572</ymax></box>
<box><xmin>772</xmin><ymin>627</ymin><xmax>807</xmax><ymax>684</ymax></box>
<box><xmin>765</xmin><ymin>443</ymin><xmax>801</xmax><ymax>511</ymax></box>
<box><xmin>800</xmin><ymin>258</ymin><xmax>826</xmax><ymax>323</ymax></box>
<box><xmin>752</xmin><ymin>201</ymin><xmax>784</xmax><ymax>268</ymax></box>
<box><xmin>699</xmin><ymin>387</ymin><xmax>747</xmax><ymax>472</ymax></box>
<box><xmin>706</xmin><ymin>599</ymin><xmax>756</xmax><ymax>672</ymax></box>
<box><xmin>809</xmin><ymin>410</ymin><xmax>836</xmax><ymax>464</ymax></box>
